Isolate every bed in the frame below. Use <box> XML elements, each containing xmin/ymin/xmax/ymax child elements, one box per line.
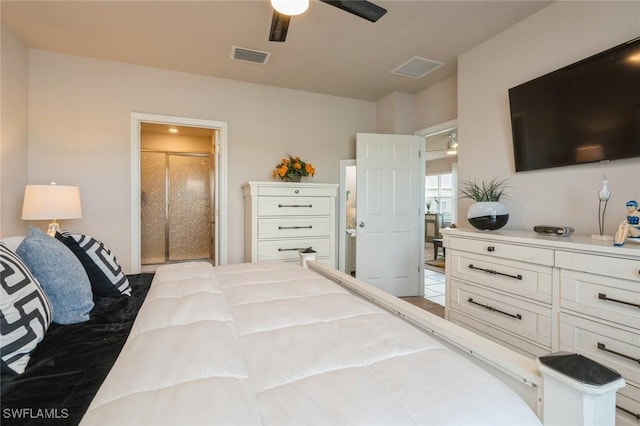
<box><xmin>78</xmin><ymin>260</ymin><xmax>541</xmax><ymax>425</ymax></box>
<box><xmin>1</xmin><ymin>241</ymin><xmax>542</xmax><ymax>425</ymax></box>
<box><xmin>4</xmin><ymin>229</ymin><xmax>621</xmax><ymax>425</ymax></box>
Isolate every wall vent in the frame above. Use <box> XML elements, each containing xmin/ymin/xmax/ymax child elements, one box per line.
<box><xmin>390</xmin><ymin>56</ymin><xmax>445</xmax><ymax>79</ymax></box>
<box><xmin>231</xmin><ymin>46</ymin><xmax>270</xmax><ymax>65</ymax></box>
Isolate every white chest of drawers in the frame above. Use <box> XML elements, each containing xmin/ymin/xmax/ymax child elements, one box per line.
<box><xmin>446</xmin><ymin>234</ymin><xmax>555</xmax><ymax>358</ymax></box>
<box><xmin>242</xmin><ymin>181</ymin><xmax>338</xmax><ymax>267</ymax></box>
<box><xmin>442</xmin><ymin>228</ymin><xmax>640</xmax><ymax>424</ymax></box>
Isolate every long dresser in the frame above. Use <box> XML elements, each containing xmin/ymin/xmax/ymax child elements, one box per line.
<box><xmin>242</xmin><ymin>181</ymin><xmax>338</xmax><ymax>267</ymax></box>
<box><xmin>442</xmin><ymin>228</ymin><xmax>640</xmax><ymax>425</ymax></box>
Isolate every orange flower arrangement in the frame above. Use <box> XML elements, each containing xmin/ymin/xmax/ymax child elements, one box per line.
<box><xmin>272</xmin><ymin>154</ymin><xmax>315</xmax><ymax>181</ymax></box>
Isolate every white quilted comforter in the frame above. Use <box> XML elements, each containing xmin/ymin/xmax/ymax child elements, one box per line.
<box><xmin>81</xmin><ymin>261</ymin><xmax>541</xmax><ymax>425</ymax></box>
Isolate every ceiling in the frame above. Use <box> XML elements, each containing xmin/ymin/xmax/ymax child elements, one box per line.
<box><xmin>2</xmin><ymin>0</ymin><xmax>552</xmax><ymax>102</ymax></box>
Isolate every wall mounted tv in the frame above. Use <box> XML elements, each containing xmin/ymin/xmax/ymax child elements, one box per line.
<box><xmin>508</xmin><ymin>37</ymin><xmax>640</xmax><ymax>172</ymax></box>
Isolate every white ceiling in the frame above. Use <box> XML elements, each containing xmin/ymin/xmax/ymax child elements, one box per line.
<box><xmin>1</xmin><ymin>0</ymin><xmax>552</xmax><ymax>102</ymax></box>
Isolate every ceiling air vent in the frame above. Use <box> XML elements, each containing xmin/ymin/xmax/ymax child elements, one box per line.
<box><xmin>390</xmin><ymin>56</ymin><xmax>445</xmax><ymax>79</ymax></box>
<box><xmin>231</xmin><ymin>46</ymin><xmax>270</xmax><ymax>65</ymax></box>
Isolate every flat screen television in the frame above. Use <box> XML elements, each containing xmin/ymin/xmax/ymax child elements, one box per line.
<box><xmin>508</xmin><ymin>37</ymin><xmax>640</xmax><ymax>172</ymax></box>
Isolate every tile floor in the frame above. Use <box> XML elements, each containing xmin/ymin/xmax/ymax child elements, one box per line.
<box><xmin>424</xmin><ymin>267</ymin><xmax>445</xmax><ymax>306</ymax></box>
<box><xmin>424</xmin><ymin>241</ymin><xmax>445</xmax><ymax>306</ymax></box>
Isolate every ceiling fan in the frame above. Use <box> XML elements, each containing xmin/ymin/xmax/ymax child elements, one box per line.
<box><xmin>269</xmin><ymin>0</ymin><xmax>387</xmax><ymax>42</ymax></box>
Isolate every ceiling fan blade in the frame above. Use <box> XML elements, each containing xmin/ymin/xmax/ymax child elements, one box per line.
<box><xmin>269</xmin><ymin>11</ymin><xmax>291</xmax><ymax>42</ymax></box>
<box><xmin>319</xmin><ymin>0</ymin><xmax>387</xmax><ymax>22</ymax></box>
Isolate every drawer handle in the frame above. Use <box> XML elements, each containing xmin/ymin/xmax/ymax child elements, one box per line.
<box><xmin>278</xmin><ymin>204</ymin><xmax>313</xmax><ymax>208</ymax></box>
<box><xmin>597</xmin><ymin>342</ymin><xmax>640</xmax><ymax>364</ymax></box>
<box><xmin>467</xmin><ymin>298</ymin><xmax>522</xmax><ymax>320</ymax></box>
<box><xmin>277</xmin><ymin>247</ymin><xmax>312</xmax><ymax>252</ymax></box>
<box><xmin>468</xmin><ymin>264</ymin><xmax>523</xmax><ymax>280</ymax></box>
<box><xmin>616</xmin><ymin>405</ymin><xmax>640</xmax><ymax>420</ymax></box>
<box><xmin>487</xmin><ymin>246</ymin><xmax>495</xmax><ymax>252</ymax></box>
<box><xmin>598</xmin><ymin>292</ymin><xmax>640</xmax><ymax>309</ymax></box>
<box><xmin>278</xmin><ymin>225</ymin><xmax>313</xmax><ymax>230</ymax></box>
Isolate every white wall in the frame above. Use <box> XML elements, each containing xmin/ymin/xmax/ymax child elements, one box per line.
<box><xmin>376</xmin><ymin>91</ymin><xmax>415</xmax><ymax>134</ymax></box>
<box><xmin>0</xmin><ymin>26</ymin><xmax>30</xmax><ymax>237</ymax></box>
<box><xmin>25</xmin><ymin>49</ymin><xmax>376</xmax><ymax>271</ymax></box>
<box><xmin>415</xmin><ymin>74</ymin><xmax>457</xmax><ymax>131</ymax></box>
<box><xmin>458</xmin><ymin>1</ymin><xmax>640</xmax><ymax>236</ymax></box>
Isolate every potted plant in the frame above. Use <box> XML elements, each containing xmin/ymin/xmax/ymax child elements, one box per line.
<box><xmin>272</xmin><ymin>154</ymin><xmax>316</xmax><ymax>182</ymax></box>
<box><xmin>459</xmin><ymin>178</ymin><xmax>509</xmax><ymax>230</ymax></box>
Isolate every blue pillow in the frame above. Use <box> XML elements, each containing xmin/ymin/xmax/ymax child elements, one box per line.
<box><xmin>16</xmin><ymin>227</ymin><xmax>94</xmax><ymax>324</ymax></box>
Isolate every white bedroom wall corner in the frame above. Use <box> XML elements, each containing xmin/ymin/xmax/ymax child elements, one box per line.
<box><xmin>414</xmin><ymin>74</ymin><xmax>458</xmax><ymax>132</ymax></box>
<box><xmin>0</xmin><ymin>26</ymin><xmax>29</xmax><ymax>238</ymax></box>
<box><xmin>376</xmin><ymin>91</ymin><xmax>415</xmax><ymax>135</ymax></box>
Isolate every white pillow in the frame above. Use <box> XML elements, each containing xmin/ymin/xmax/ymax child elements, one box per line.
<box><xmin>0</xmin><ymin>242</ymin><xmax>53</xmax><ymax>374</ymax></box>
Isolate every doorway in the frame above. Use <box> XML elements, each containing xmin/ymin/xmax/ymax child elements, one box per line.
<box><xmin>140</xmin><ymin>123</ymin><xmax>214</xmax><ymax>266</ymax></box>
<box><xmin>338</xmin><ymin>160</ymin><xmax>357</xmax><ymax>276</ymax></box>
<box><xmin>417</xmin><ymin>118</ymin><xmax>458</xmax><ymax>231</ymax></box>
<box><xmin>416</xmin><ymin>119</ymin><xmax>458</xmax><ymax>308</ymax></box>
<box><xmin>130</xmin><ymin>113</ymin><xmax>228</xmax><ymax>274</ymax></box>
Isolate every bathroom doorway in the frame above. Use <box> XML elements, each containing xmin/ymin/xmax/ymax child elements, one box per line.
<box><xmin>130</xmin><ymin>112</ymin><xmax>228</xmax><ymax>274</ymax></box>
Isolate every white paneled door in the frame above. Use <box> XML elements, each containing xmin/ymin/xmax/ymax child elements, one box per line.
<box><xmin>356</xmin><ymin>133</ymin><xmax>424</xmax><ymax>297</ymax></box>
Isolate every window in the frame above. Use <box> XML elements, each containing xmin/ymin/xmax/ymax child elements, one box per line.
<box><xmin>425</xmin><ymin>173</ymin><xmax>454</xmax><ymax>224</ymax></box>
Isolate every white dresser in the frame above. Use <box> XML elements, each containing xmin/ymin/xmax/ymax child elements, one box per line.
<box><xmin>242</xmin><ymin>181</ymin><xmax>338</xmax><ymax>267</ymax></box>
<box><xmin>442</xmin><ymin>228</ymin><xmax>640</xmax><ymax>424</ymax></box>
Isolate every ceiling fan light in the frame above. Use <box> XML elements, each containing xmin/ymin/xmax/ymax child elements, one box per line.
<box><xmin>271</xmin><ymin>0</ymin><xmax>309</xmax><ymax>16</ymax></box>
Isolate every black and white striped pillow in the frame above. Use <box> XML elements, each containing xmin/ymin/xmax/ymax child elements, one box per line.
<box><xmin>58</xmin><ymin>232</ymin><xmax>131</xmax><ymax>296</ymax></box>
<box><xmin>0</xmin><ymin>242</ymin><xmax>53</xmax><ymax>375</ymax></box>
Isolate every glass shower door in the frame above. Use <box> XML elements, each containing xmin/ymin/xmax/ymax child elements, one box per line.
<box><xmin>141</xmin><ymin>152</ymin><xmax>212</xmax><ymax>265</ymax></box>
<box><xmin>141</xmin><ymin>152</ymin><xmax>166</xmax><ymax>265</ymax></box>
<box><xmin>168</xmin><ymin>154</ymin><xmax>211</xmax><ymax>262</ymax></box>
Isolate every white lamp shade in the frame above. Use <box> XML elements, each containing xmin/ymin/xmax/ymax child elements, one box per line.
<box><xmin>22</xmin><ymin>184</ymin><xmax>82</xmax><ymax>220</ymax></box>
<box><xmin>271</xmin><ymin>0</ymin><xmax>309</xmax><ymax>16</ymax></box>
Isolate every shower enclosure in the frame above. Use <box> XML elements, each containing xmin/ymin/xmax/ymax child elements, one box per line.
<box><xmin>140</xmin><ymin>151</ymin><xmax>213</xmax><ymax>265</ymax></box>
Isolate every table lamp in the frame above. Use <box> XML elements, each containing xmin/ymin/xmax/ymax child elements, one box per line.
<box><xmin>22</xmin><ymin>182</ymin><xmax>82</xmax><ymax>236</ymax></box>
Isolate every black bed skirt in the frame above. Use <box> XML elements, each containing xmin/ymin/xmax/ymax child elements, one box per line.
<box><xmin>1</xmin><ymin>273</ymin><xmax>154</xmax><ymax>426</ymax></box>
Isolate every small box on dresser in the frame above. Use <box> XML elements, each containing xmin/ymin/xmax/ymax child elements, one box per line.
<box><xmin>442</xmin><ymin>228</ymin><xmax>640</xmax><ymax>425</ymax></box>
<box><xmin>242</xmin><ymin>181</ymin><xmax>338</xmax><ymax>267</ymax></box>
